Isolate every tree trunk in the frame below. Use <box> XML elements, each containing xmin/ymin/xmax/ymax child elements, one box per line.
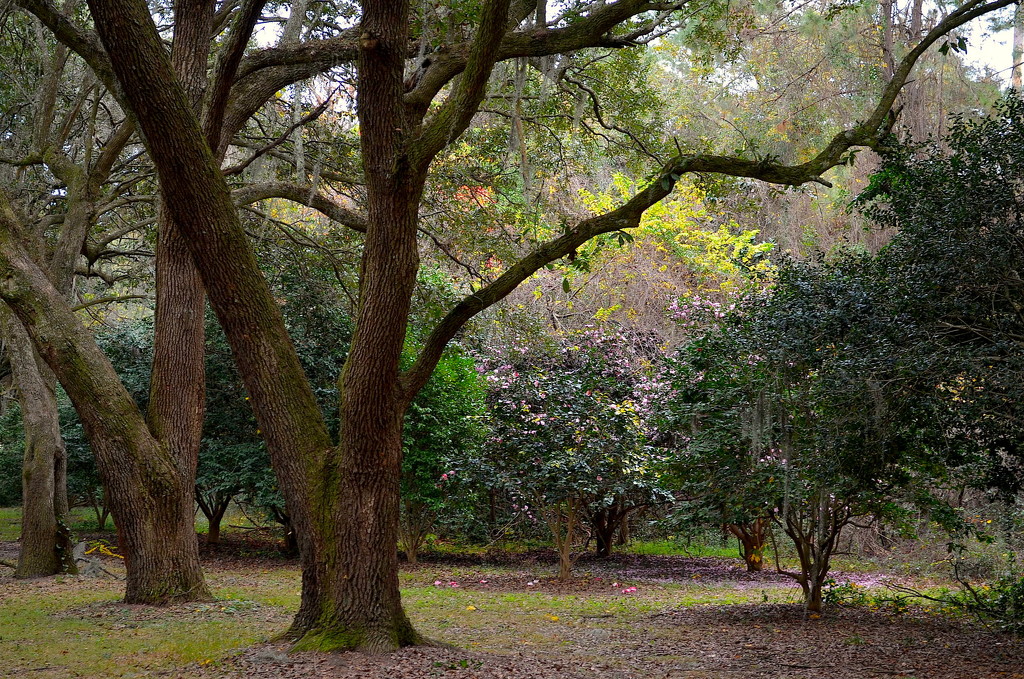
<box><xmin>727</xmin><ymin>519</ymin><xmax>766</xmax><ymax>572</ymax></box>
<box><xmin>3</xmin><ymin>307</ymin><xmax>75</xmax><ymax>577</ymax></box>
<box><xmin>399</xmin><ymin>499</ymin><xmax>434</xmax><ymax>564</ymax></box>
<box><xmin>593</xmin><ymin>511</ymin><xmax>615</xmax><ymax>558</ymax></box>
<box><xmin>591</xmin><ymin>500</ymin><xmax>628</xmax><ymax>558</ymax></box>
<box><xmin>206</xmin><ymin>506</ymin><xmax>224</xmax><ymax>545</ymax></box>
<box><xmin>289</xmin><ymin>425</ymin><xmax>420</xmax><ymax>652</ymax></box>
<box><xmin>196</xmin><ymin>493</ymin><xmax>230</xmax><ymax>545</ymax></box>
<box><xmin>1014</xmin><ymin>1</ymin><xmax>1024</xmax><ymax>91</ymax></box>
<box><xmin>806</xmin><ymin>578</ymin><xmax>824</xmax><ymax>614</ymax></box>
<box><xmin>0</xmin><ymin>193</ymin><xmax>211</xmax><ymax>603</ymax></box>
<box><xmin>138</xmin><ymin>203</ymin><xmax>210</xmax><ymax>594</ymax></box>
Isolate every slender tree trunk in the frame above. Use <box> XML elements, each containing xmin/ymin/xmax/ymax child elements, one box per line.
<box><xmin>727</xmin><ymin>519</ymin><xmax>766</xmax><ymax>572</ymax></box>
<box><xmin>3</xmin><ymin>306</ymin><xmax>75</xmax><ymax>577</ymax></box>
<box><xmin>196</xmin><ymin>493</ymin><xmax>231</xmax><ymax>545</ymax></box>
<box><xmin>116</xmin><ymin>0</ymin><xmax>216</xmax><ymax>603</ymax></box>
<box><xmin>592</xmin><ymin>501</ymin><xmax>627</xmax><ymax>558</ymax></box>
<box><xmin>1014</xmin><ymin>1</ymin><xmax>1024</xmax><ymax>91</ymax></box>
<box><xmin>141</xmin><ymin>202</ymin><xmax>209</xmax><ymax>592</ymax></box>
<box><xmin>207</xmin><ymin>503</ymin><xmax>227</xmax><ymax>544</ymax></box>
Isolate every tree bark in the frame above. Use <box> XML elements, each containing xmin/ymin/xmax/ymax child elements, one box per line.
<box><xmin>0</xmin><ymin>200</ymin><xmax>209</xmax><ymax>602</ymax></box>
<box><xmin>2</xmin><ymin>306</ymin><xmax>75</xmax><ymax>577</ymax></box>
<box><xmin>133</xmin><ymin>0</ymin><xmax>218</xmax><ymax>604</ymax></box>
<box><xmin>727</xmin><ymin>520</ymin><xmax>766</xmax><ymax>573</ymax></box>
<box><xmin>1014</xmin><ymin>1</ymin><xmax>1024</xmax><ymax>91</ymax></box>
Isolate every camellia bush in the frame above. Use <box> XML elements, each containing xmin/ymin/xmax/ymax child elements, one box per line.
<box><xmin>473</xmin><ymin>329</ymin><xmax>671</xmax><ymax>579</ymax></box>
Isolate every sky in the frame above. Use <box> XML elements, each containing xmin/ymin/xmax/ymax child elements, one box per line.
<box><xmin>968</xmin><ymin>23</ymin><xmax>1016</xmax><ymax>83</ymax></box>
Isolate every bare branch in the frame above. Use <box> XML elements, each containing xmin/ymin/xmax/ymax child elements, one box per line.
<box><xmin>71</xmin><ymin>294</ymin><xmax>150</xmax><ymax>311</ymax></box>
<box><xmin>222</xmin><ymin>94</ymin><xmax>333</xmax><ymax>176</ymax></box>
<box><xmin>233</xmin><ymin>181</ymin><xmax>367</xmax><ymax>233</ymax></box>
<box><xmin>14</xmin><ymin>0</ymin><xmax>116</xmax><ymax>92</ymax></box>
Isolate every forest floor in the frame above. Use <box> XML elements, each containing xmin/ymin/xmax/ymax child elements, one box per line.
<box><xmin>1</xmin><ymin>535</ymin><xmax>1022</xmax><ymax>679</ymax></box>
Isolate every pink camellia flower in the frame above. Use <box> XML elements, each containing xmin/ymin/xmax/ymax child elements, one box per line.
<box><xmin>621</xmin><ymin>586</ymin><xmax>638</xmax><ymax>594</ymax></box>
<box><xmin>596</xmin><ymin>476</ymin><xmax>602</xmax><ymax>481</ymax></box>
<box><xmin>434</xmin><ymin>580</ymin><xmax>442</xmax><ymax>586</ymax></box>
<box><xmin>449</xmin><ymin>581</ymin><xmax>459</xmax><ymax>588</ymax></box>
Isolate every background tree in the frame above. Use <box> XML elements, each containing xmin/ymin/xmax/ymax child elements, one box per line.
<box><xmin>399</xmin><ymin>349</ymin><xmax>487</xmax><ymax>563</ymax></box>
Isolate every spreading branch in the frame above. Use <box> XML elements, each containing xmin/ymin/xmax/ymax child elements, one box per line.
<box><xmin>401</xmin><ymin>0</ymin><xmax>1013</xmax><ymax>397</ymax></box>
<box><xmin>232</xmin><ymin>181</ymin><xmax>368</xmax><ymax>233</ymax></box>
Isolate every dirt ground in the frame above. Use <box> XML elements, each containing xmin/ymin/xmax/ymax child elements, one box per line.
<box><xmin>204</xmin><ymin>605</ymin><xmax>1024</xmax><ymax>679</ymax></box>
<box><xmin>4</xmin><ymin>538</ymin><xmax>1024</xmax><ymax>679</ymax></box>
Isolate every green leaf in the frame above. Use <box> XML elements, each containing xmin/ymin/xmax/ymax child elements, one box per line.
<box><xmin>562</xmin><ymin>277</ymin><xmax>571</xmax><ymax>293</ymax></box>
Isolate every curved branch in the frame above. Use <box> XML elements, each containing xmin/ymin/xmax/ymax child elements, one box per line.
<box><xmin>405</xmin><ymin>0</ymin><xmax>686</xmax><ymax>113</ymax></box>
<box><xmin>232</xmin><ymin>181</ymin><xmax>367</xmax><ymax>232</ymax></box>
<box><xmin>402</xmin><ymin>0</ymin><xmax>1013</xmax><ymax>397</ymax></box>
<box><xmin>411</xmin><ymin>0</ymin><xmax>512</xmax><ymax>169</ymax></box>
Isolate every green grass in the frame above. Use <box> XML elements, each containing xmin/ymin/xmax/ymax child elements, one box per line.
<box><xmin>623</xmin><ymin>537</ymin><xmax>746</xmax><ymax>559</ymax></box>
<box><xmin>0</xmin><ymin>506</ymin><xmax>115</xmax><ymax>541</ymax></box>
<box><xmin>0</xmin><ymin>558</ymin><xmax>808</xmax><ymax>677</ymax></box>
<box><xmin>0</xmin><ymin>576</ymin><xmax>286</xmax><ymax>678</ymax></box>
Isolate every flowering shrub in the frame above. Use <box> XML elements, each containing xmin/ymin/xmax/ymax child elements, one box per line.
<box><xmin>467</xmin><ymin>329</ymin><xmax>671</xmax><ymax>578</ymax></box>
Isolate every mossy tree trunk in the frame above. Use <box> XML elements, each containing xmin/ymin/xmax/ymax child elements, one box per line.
<box><xmin>2</xmin><ymin>307</ymin><xmax>75</xmax><ymax>577</ymax></box>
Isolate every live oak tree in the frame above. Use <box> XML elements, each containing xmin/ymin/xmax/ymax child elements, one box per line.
<box><xmin>1</xmin><ymin>0</ymin><xmax>367</xmax><ymax>599</ymax></box>
<box><xmin>0</xmin><ymin>13</ymin><xmax>141</xmax><ymax>577</ymax></box>
<box><xmin>0</xmin><ymin>0</ymin><xmax>1012</xmax><ymax>651</ymax></box>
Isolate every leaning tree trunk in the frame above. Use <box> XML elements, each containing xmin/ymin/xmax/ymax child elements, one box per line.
<box><xmin>0</xmin><ymin>208</ymin><xmax>212</xmax><ymax>602</ymax></box>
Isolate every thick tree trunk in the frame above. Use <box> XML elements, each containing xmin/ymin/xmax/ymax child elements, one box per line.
<box><xmin>290</xmin><ymin>425</ymin><xmax>420</xmax><ymax>652</ymax></box>
<box><xmin>116</xmin><ymin>0</ymin><xmax>215</xmax><ymax>603</ymax></box>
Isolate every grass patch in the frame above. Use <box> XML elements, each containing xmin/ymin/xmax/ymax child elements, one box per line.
<box><xmin>0</xmin><ymin>506</ymin><xmax>115</xmax><ymax>541</ymax></box>
<box><xmin>0</xmin><ymin>575</ymin><xmax>290</xmax><ymax>678</ymax></box>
